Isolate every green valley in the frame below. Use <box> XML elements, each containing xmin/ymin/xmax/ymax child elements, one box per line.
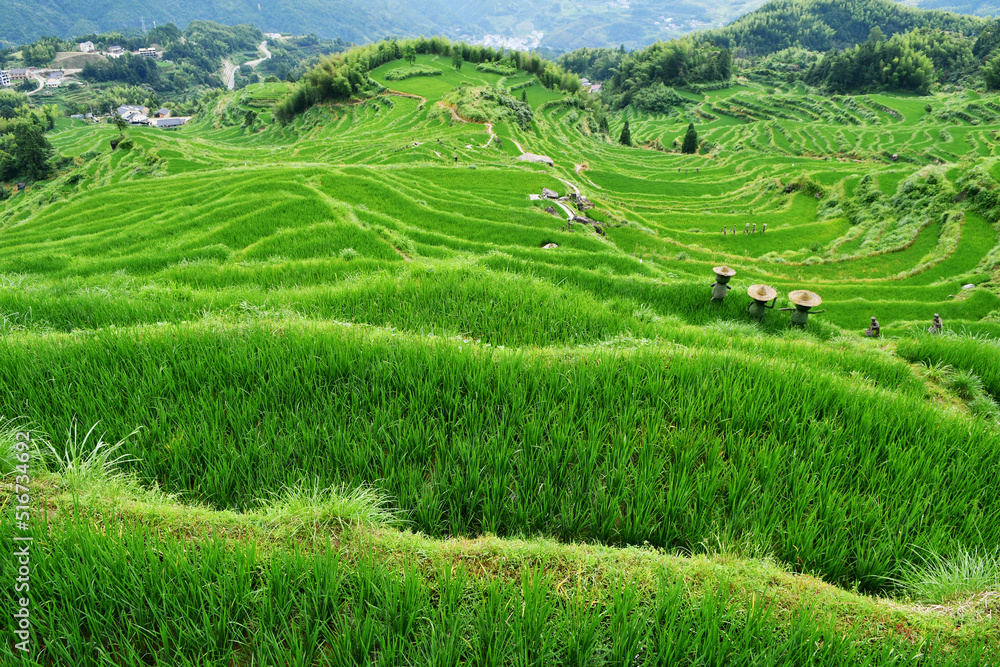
<box><xmin>2</xmin><ymin>4</ymin><xmax>1000</xmax><ymax>665</ymax></box>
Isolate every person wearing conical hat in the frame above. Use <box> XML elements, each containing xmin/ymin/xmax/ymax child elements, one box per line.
<box><xmin>762</xmin><ymin>223</ymin><xmax>767</xmax><ymax>233</ymax></box>
<box><xmin>779</xmin><ymin>290</ymin><xmax>825</xmax><ymax>327</ymax></box>
<box><xmin>747</xmin><ymin>284</ymin><xmax>778</xmax><ymax>320</ymax></box>
<box><xmin>752</xmin><ymin>223</ymin><xmax>756</xmax><ymax>233</ymax></box>
<box><xmin>864</xmin><ymin>316</ymin><xmax>880</xmax><ymax>338</ymax></box>
<box><xmin>745</xmin><ymin>222</ymin><xmax>749</xmax><ymax>234</ymax></box>
<box><xmin>929</xmin><ymin>313</ymin><xmax>943</xmax><ymax>334</ymax></box>
<box><xmin>711</xmin><ymin>265</ymin><xmax>736</xmax><ymax>302</ymax></box>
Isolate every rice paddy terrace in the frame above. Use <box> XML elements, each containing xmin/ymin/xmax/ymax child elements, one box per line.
<box><xmin>2</xmin><ymin>54</ymin><xmax>1000</xmax><ymax>664</ymax></box>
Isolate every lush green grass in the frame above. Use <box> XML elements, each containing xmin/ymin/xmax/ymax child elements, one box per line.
<box><xmin>2</xmin><ymin>60</ymin><xmax>1000</xmax><ymax>664</ymax></box>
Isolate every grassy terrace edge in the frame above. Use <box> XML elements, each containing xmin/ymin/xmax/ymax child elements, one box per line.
<box><xmin>3</xmin><ymin>471</ymin><xmax>997</xmax><ymax>664</ymax></box>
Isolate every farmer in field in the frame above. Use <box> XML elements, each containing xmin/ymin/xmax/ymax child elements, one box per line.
<box><xmin>752</xmin><ymin>223</ymin><xmax>757</xmax><ymax>233</ymax></box>
<box><xmin>711</xmin><ymin>265</ymin><xmax>736</xmax><ymax>302</ymax></box>
<box><xmin>780</xmin><ymin>290</ymin><xmax>824</xmax><ymax>327</ymax></box>
<box><xmin>929</xmin><ymin>313</ymin><xmax>943</xmax><ymax>334</ymax></box>
<box><xmin>864</xmin><ymin>316</ymin><xmax>880</xmax><ymax>338</ymax></box>
<box><xmin>762</xmin><ymin>223</ymin><xmax>767</xmax><ymax>233</ymax></box>
<box><xmin>745</xmin><ymin>222</ymin><xmax>749</xmax><ymax>234</ymax></box>
<box><xmin>747</xmin><ymin>284</ymin><xmax>778</xmax><ymax>321</ymax></box>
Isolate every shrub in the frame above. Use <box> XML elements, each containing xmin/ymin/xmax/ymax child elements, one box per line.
<box><xmin>476</xmin><ymin>61</ymin><xmax>517</xmax><ymax>76</ymax></box>
<box><xmin>384</xmin><ymin>65</ymin><xmax>443</xmax><ymax>81</ymax></box>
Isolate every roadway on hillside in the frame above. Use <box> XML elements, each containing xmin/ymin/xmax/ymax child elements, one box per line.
<box><xmin>26</xmin><ymin>76</ymin><xmax>45</xmax><ymax>95</ymax></box>
<box><xmin>244</xmin><ymin>41</ymin><xmax>272</xmax><ymax>69</ymax></box>
<box><xmin>222</xmin><ymin>60</ymin><xmax>237</xmax><ymax>90</ymax></box>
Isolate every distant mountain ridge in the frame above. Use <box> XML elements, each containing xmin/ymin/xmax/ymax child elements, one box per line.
<box><xmin>0</xmin><ymin>0</ymin><xmax>460</xmax><ymax>47</ymax></box>
<box><xmin>0</xmin><ymin>0</ymin><xmax>770</xmax><ymax>51</ymax></box>
<box><xmin>1</xmin><ymin>0</ymin><xmax>996</xmax><ymax>52</ymax></box>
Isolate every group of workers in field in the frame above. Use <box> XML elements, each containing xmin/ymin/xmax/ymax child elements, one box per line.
<box><xmin>864</xmin><ymin>313</ymin><xmax>943</xmax><ymax>338</ymax></box>
<box><xmin>722</xmin><ymin>222</ymin><xmax>766</xmax><ymax>235</ymax></box>
<box><xmin>711</xmin><ymin>266</ymin><xmax>946</xmax><ymax>335</ymax></box>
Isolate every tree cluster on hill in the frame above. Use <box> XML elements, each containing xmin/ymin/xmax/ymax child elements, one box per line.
<box><xmin>82</xmin><ymin>53</ymin><xmax>163</xmax><ymax>87</ymax></box>
<box><xmin>0</xmin><ymin>90</ymin><xmax>56</xmax><ymax>183</ymax></box>
<box><xmin>603</xmin><ymin>37</ymin><xmax>732</xmax><ymax>110</ymax></box>
<box><xmin>710</xmin><ymin>0</ymin><xmax>984</xmax><ymax>57</ymax></box>
<box><xmin>75</xmin><ymin>21</ymin><xmax>261</xmax><ymax>95</ymax></box>
<box><xmin>276</xmin><ymin>37</ymin><xmax>581</xmax><ymax>123</ymax></box>
<box><xmin>254</xmin><ymin>34</ymin><xmax>352</xmax><ymax>83</ymax></box>
<box><xmin>805</xmin><ymin>28</ymin><xmax>937</xmax><ymax>94</ymax></box>
<box><xmin>21</xmin><ymin>39</ymin><xmax>58</xmax><ymax>66</ymax></box>
<box><xmin>558</xmin><ymin>46</ymin><xmax>627</xmax><ymax>83</ymax></box>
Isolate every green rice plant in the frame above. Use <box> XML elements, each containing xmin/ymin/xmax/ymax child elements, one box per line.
<box><xmin>896</xmin><ymin>548</ymin><xmax>1000</xmax><ymax>604</ymax></box>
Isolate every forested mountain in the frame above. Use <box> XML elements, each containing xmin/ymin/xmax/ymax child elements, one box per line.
<box><xmin>0</xmin><ymin>0</ymin><xmax>759</xmax><ymax>51</ymax></box>
<box><xmin>712</xmin><ymin>0</ymin><xmax>986</xmax><ymax>56</ymax></box>
<box><xmin>0</xmin><ymin>0</ymin><xmax>459</xmax><ymax>48</ymax></box>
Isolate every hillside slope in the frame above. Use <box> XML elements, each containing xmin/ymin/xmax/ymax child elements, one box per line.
<box><xmin>1</xmin><ymin>46</ymin><xmax>1000</xmax><ymax>664</ymax></box>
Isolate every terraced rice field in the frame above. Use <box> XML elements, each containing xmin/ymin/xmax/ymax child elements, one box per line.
<box><xmin>2</xmin><ymin>55</ymin><xmax>1000</xmax><ymax>664</ymax></box>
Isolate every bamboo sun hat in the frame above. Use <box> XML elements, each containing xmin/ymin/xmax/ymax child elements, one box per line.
<box><xmin>788</xmin><ymin>289</ymin><xmax>822</xmax><ymax>308</ymax></box>
<box><xmin>747</xmin><ymin>284</ymin><xmax>777</xmax><ymax>302</ymax></box>
<box><xmin>712</xmin><ymin>265</ymin><xmax>736</xmax><ymax>277</ymax></box>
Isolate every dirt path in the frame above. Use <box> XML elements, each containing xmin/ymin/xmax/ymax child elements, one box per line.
<box><xmin>555</xmin><ymin>177</ymin><xmax>580</xmax><ymax>197</ymax></box>
<box><xmin>386</xmin><ymin>90</ymin><xmax>427</xmax><ymax>105</ymax></box>
<box><xmin>552</xmin><ymin>200</ymin><xmax>575</xmax><ymax>220</ymax></box>
<box><xmin>437</xmin><ymin>103</ymin><xmax>496</xmax><ymax>148</ymax></box>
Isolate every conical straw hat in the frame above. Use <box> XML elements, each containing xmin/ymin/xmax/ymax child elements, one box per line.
<box><xmin>748</xmin><ymin>284</ymin><xmax>777</xmax><ymax>302</ymax></box>
<box><xmin>788</xmin><ymin>289</ymin><xmax>822</xmax><ymax>307</ymax></box>
<box><xmin>713</xmin><ymin>265</ymin><xmax>736</xmax><ymax>277</ymax></box>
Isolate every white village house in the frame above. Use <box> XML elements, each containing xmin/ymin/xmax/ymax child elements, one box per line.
<box><xmin>0</xmin><ymin>70</ymin><xmax>10</xmax><ymax>87</ymax></box>
<box><xmin>79</xmin><ymin>41</ymin><xmax>95</xmax><ymax>53</ymax></box>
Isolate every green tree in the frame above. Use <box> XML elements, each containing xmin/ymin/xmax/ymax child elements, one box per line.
<box><xmin>983</xmin><ymin>53</ymin><xmax>1000</xmax><ymax>89</ymax></box>
<box><xmin>599</xmin><ymin>116</ymin><xmax>609</xmax><ymax>134</ymax></box>
<box><xmin>113</xmin><ymin>113</ymin><xmax>129</xmax><ymax>137</ymax></box>
<box><xmin>404</xmin><ymin>45</ymin><xmax>416</xmax><ymax>66</ymax></box>
<box><xmin>619</xmin><ymin>119</ymin><xmax>631</xmax><ymax>146</ymax></box>
<box><xmin>521</xmin><ymin>89</ymin><xmax>527</xmax><ymax>103</ymax></box>
<box><xmin>12</xmin><ymin>121</ymin><xmax>53</xmax><ymax>181</ymax></box>
<box><xmin>451</xmin><ymin>50</ymin><xmax>463</xmax><ymax>70</ymax></box>
<box><xmin>681</xmin><ymin>123</ymin><xmax>698</xmax><ymax>154</ymax></box>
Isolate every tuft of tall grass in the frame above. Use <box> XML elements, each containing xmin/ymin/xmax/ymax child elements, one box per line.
<box><xmin>896</xmin><ymin>548</ymin><xmax>1000</xmax><ymax>604</ymax></box>
<box><xmin>259</xmin><ymin>480</ymin><xmax>402</xmax><ymax>535</ymax></box>
<box><xmin>42</xmin><ymin>419</ymin><xmax>141</xmax><ymax>490</ymax></box>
